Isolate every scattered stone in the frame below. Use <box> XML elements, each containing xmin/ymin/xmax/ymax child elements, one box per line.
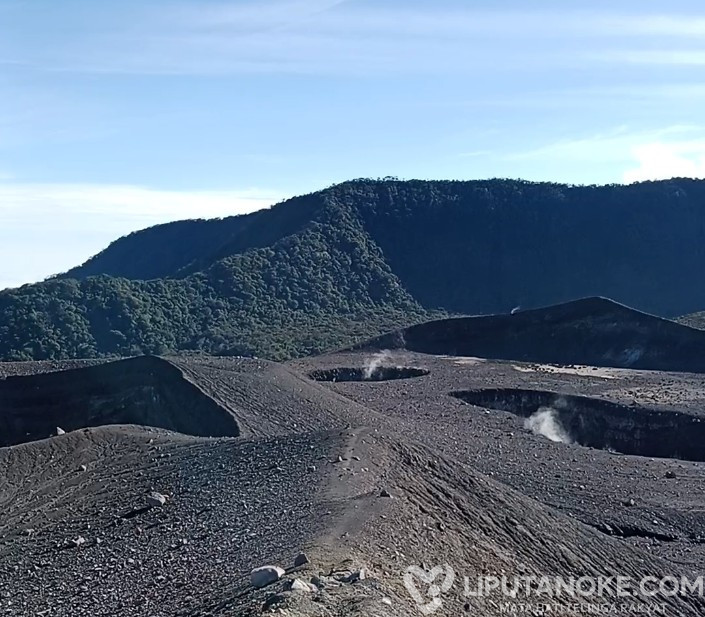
<box><xmin>345</xmin><ymin>568</ymin><xmax>367</xmax><ymax>583</ymax></box>
<box><xmin>382</xmin><ymin>597</ymin><xmax>392</xmax><ymax>605</ymax></box>
<box><xmin>665</xmin><ymin>470</ymin><xmax>677</xmax><ymax>479</ymax></box>
<box><xmin>250</xmin><ymin>565</ymin><xmax>285</xmax><ymax>588</ymax></box>
<box><xmin>307</xmin><ymin>465</ymin><xmax>316</xmax><ymax>472</ymax></box>
<box><xmin>67</xmin><ymin>536</ymin><xmax>87</xmax><ymax>549</ymax></box>
<box><xmin>293</xmin><ymin>552</ymin><xmax>310</xmax><ymax>567</ymax></box>
<box><xmin>286</xmin><ymin>578</ymin><xmax>317</xmax><ymax>593</ymax></box>
<box><xmin>56</xmin><ymin>427</ymin><xmax>66</xmax><ymax>436</ymax></box>
<box><xmin>79</xmin><ymin>464</ymin><xmax>87</xmax><ymax>472</ymax></box>
<box><xmin>146</xmin><ymin>492</ymin><xmax>168</xmax><ymax>508</ymax></box>
<box><xmin>262</xmin><ymin>592</ymin><xmax>291</xmax><ymax>610</ymax></box>
<box><xmin>379</xmin><ymin>489</ymin><xmax>393</xmax><ymax>498</ymax></box>
<box><xmin>311</xmin><ymin>575</ymin><xmax>329</xmax><ymax>589</ymax></box>
<box><xmin>623</xmin><ymin>498</ymin><xmax>636</xmax><ymax>507</ymax></box>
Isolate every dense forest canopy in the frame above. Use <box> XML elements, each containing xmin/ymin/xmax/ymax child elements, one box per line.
<box><xmin>3</xmin><ymin>178</ymin><xmax>705</xmax><ymax>361</ymax></box>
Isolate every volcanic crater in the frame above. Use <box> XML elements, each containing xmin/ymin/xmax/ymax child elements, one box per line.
<box><xmin>308</xmin><ymin>366</ymin><xmax>429</xmax><ymax>382</ymax></box>
<box><xmin>452</xmin><ymin>388</ymin><xmax>705</xmax><ymax>462</ymax></box>
<box><xmin>0</xmin><ymin>355</ymin><xmax>240</xmax><ymax>446</ymax></box>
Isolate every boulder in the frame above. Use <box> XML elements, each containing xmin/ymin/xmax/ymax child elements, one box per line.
<box><xmin>250</xmin><ymin>565</ymin><xmax>285</xmax><ymax>589</ymax></box>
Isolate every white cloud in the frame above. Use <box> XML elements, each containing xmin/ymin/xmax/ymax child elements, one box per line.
<box><xmin>0</xmin><ymin>183</ymin><xmax>283</xmax><ymax>289</ymax></box>
<box><xmin>623</xmin><ymin>142</ymin><xmax>705</xmax><ymax>183</ymax></box>
<box><xmin>499</xmin><ymin>125</ymin><xmax>705</xmax><ymax>185</ymax></box>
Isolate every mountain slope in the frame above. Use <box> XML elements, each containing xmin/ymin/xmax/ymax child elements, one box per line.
<box><xmin>3</xmin><ymin>177</ymin><xmax>705</xmax><ymax>361</ymax></box>
<box><xmin>62</xmin><ymin>178</ymin><xmax>705</xmax><ymax>316</ymax></box>
<box><xmin>61</xmin><ymin>190</ymin><xmax>325</xmax><ymax>281</ymax></box>
<box><xmin>0</xmin><ymin>202</ymin><xmax>427</xmax><ymax>360</ymax></box>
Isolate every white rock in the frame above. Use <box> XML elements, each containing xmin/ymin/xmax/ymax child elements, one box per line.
<box><xmin>250</xmin><ymin>565</ymin><xmax>285</xmax><ymax>588</ymax></box>
<box><xmin>56</xmin><ymin>427</ymin><xmax>66</xmax><ymax>436</ymax></box>
<box><xmin>146</xmin><ymin>492</ymin><xmax>168</xmax><ymax>507</ymax></box>
<box><xmin>288</xmin><ymin>578</ymin><xmax>317</xmax><ymax>593</ymax></box>
<box><xmin>67</xmin><ymin>536</ymin><xmax>86</xmax><ymax>548</ymax></box>
<box><xmin>346</xmin><ymin>568</ymin><xmax>367</xmax><ymax>583</ymax></box>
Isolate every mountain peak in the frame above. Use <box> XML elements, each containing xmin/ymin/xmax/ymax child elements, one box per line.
<box><xmin>4</xmin><ymin>178</ymin><xmax>705</xmax><ymax>361</ymax></box>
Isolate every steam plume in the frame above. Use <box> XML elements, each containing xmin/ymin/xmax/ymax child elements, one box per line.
<box><xmin>363</xmin><ymin>350</ymin><xmax>391</xmax><ymax>380</ymax></box>
<box><xmin>524</xmin><ymin>407</ymin><xmax>572</xmax><ymax>444</ymax></box>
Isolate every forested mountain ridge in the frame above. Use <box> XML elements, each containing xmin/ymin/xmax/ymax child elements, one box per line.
<box><xmin>3</xmin><ymin>177</ymin><xmax>705</xmax><ymax>361</ymax></box>
<box><xmin>61</xmin><ymin>190</ymin><xmax>326</xmax><ymax>281</ymax></box>
<box><xmin>1</xmin><ymin>197</ymin><xmax>427</xmax><ymax>360</ymax></box>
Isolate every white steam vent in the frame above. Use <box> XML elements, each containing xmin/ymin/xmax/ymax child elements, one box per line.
<box><xmin>524</xmin><ymin>406</ymin><xmax>573</xmax><ymax>444</ymax></box>
<box><xmin>363</xmin><ymin>350</ymin><xmax>392</xmax><ymax>380</ymax></box>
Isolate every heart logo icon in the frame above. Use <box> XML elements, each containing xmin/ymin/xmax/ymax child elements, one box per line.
<box><xmin>404</xmin><ymin>564</ymin><xmax>455</xmax><ymax>614</ymax></box>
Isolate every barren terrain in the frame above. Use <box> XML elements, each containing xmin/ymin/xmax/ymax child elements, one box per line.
<box><xmin>3</xmin><ymin>301</ymin><xmax>705</xmax><ymax>615</ymax></box>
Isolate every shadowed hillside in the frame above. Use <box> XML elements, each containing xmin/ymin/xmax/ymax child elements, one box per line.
<box><xmin>3</xmin><ymin>178</ymin><xmax>705</xmax><ymax>361</ymax></box>
<box><xmin>359</xmin><ymin>297</ymin><xmax>705</xmax><ymax>373</ymax></box>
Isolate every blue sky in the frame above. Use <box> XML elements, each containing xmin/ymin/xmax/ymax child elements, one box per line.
<box><xmin>2</xmin><ymin>0</ymin><xmax>705</xmax><ymax>288</ymax></box>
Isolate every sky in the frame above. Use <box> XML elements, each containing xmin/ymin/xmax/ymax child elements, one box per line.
<box><xmin>2</xmin><ymin>0</ymin><xmax>705</xmax><ymax>289</ymax></box>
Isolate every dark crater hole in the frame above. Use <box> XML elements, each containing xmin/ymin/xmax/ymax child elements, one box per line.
<box><xmin>309</xmin><ymin>367</ymin><xmax>429</xmax><ymax>383</ymax></box>
<box><xmin>451</xmin><ymin>388</ymin><xmax>705</xmax><ymax>462</ymax></box>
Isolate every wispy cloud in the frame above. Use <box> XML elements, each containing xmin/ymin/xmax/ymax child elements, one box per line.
<box><xmin>0</xmin><ymin>183</ymin><xmax>280</xmax><ymax>223</ymax></box>
<box><xmin>459</xmin><ymin>150</ymin><xmax>494</xmax><ymax>159</ymax></box>
<box><xmin>589</xmin><ymin>50</ymin><xmax>705</xmax><ymax>66</ymax></box>
<box><xmin>503</xmin><ymin>125</ymin><xmax>705</xmax><ymax>184</ymax></box>
<box><xmin>5</xmin><ymin>3</ymin><xmax>705</xmax><ymax>76</ymax></box>
<box><xmin>600</xmin><ymin>15</ymin><xmax>705</xmax><ymax>37</ymax></box>
<box><xmin>0</xmin><ymin>182</ymin><xmax>283</xmax><ymax>289</ymax></box>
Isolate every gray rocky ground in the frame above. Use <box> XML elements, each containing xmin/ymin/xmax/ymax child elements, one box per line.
<box><xmin>3</xmin><ymin>328</ymin><xmax>705</xmax><ymax>615</ymax></box>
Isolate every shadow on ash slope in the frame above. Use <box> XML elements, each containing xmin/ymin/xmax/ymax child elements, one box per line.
<box><xmin>0</xmin><ymin>356</ymin><xmax>240</xmax><ymax>446</ymax></box>
<box><xmin>453</xmin><ymin>388</ymin><xmax>705</xmax><ymax>462</ymax></box>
